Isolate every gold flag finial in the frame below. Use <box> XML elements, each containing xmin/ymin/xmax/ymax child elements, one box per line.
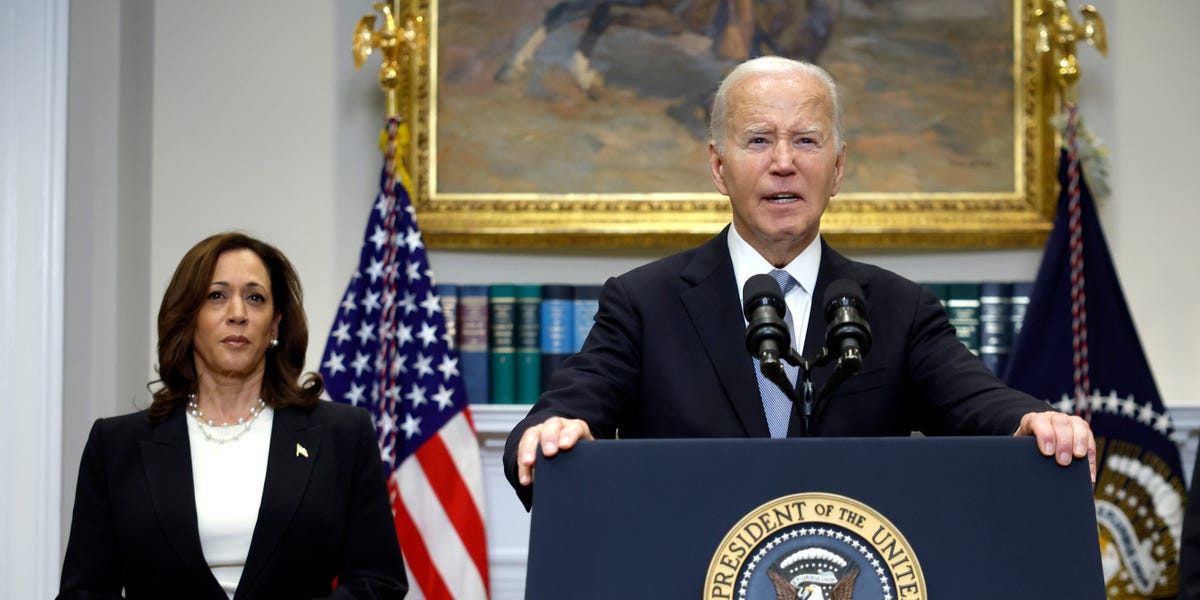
<box><xmin>353</xmin><ymin>1</ymin><xmax>427</xmax><ymax>118</ymax></box>
<box><xmin>1035</xmin><ymin>1</ymin><xmax>1107</xmax><ymax>101</ymax></box>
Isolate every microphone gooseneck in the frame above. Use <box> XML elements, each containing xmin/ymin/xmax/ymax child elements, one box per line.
<box><xmin>743</xmin><ymin>274</ymin><xmax>791</xmax><ymax>368</ymax></box>
<box><xmin>823</xmin><ymin>279</ymin><xmax>872</xmax><ymax>377</ymax></box>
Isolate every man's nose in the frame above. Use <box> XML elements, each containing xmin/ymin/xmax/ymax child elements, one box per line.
<box><xmin>770</xmin><ymin>142</ymin><xmax>797</xmax><ymax>175</ymax></box>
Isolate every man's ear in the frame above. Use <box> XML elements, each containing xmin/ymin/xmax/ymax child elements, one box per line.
<box><xmin>709</xmin><ymin>142</ymin><xmax>729</xmax><ymax>196</ymax></box>
<box><xmin>830</xmin><ymin>143</ymin><xmax>847</xmax><ymax>197</ymax></box>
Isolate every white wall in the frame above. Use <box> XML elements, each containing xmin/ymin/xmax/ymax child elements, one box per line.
<box><xmin>1074</xmin><ymin>0</ymin><xmax>1200</xmax><ymax>408</ymax></box>
<box><xmin>58</xmin><ymin>0</ymin><xmax>1200</xmax><ymax>594</ymax></box>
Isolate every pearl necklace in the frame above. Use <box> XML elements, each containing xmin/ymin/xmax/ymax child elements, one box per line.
<box><xmin>186</xmin><ymin>394</ymin><xmax>267</xmax><ymax>444</ymax></box>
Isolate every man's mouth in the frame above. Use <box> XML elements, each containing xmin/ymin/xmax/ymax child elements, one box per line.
<box><xmin>764</xmin><ymin>193</ymin><xmax>799</xmax><ymax>204</ymax></box>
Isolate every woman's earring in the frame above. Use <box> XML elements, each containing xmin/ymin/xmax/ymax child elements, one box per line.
<box><xmin>270</xmin><ymin>338</ymin><xmax>279</xmax><ymax>348</ymax></box>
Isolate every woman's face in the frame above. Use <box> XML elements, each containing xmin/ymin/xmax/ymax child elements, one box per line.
<box><xmin>191</xmin><ymin>248</ymin><xmax>281</xmax><ymax>383</ymax></box>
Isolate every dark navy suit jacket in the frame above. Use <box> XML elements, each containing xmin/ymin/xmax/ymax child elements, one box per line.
<box><xmin>504</xmin><ymin>230</ymin><xmax>1047</xmax><ymax>509</ymax></box>
<box><xmin>59</xmin><ymin>400</ymin><xmax>408</xmax><ymax>599</ymax></box>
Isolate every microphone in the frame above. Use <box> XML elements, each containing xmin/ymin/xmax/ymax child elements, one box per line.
<box><xmin>823</xmin><ymin>279</ymin><xmax>871</xmax><ymax>375</ymax></box>
<box><xmin>742</xmin><ymin>274</ymin><xmax>791</xmax><ymax>368</ymax></box>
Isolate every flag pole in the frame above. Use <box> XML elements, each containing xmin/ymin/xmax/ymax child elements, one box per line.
<box><xmin>352</xmin><ymin>0</ymin><xmax>428</xmax><ymax>202</ymax></box>
<box><xmin>1034</xmin><ymin>1</ymin><xmax>1107</xmax><ymax>418</ymax></box>
<box><xmin>332</xmin><ymin>6</ymin><xmax>490</xmax><ymax>597</ymax></box>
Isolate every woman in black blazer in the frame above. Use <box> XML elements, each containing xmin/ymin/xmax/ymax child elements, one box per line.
<box><xmin>59</xmin><ymin>232</ymin><xmax>408</xmax><ymax>599</ymax></box>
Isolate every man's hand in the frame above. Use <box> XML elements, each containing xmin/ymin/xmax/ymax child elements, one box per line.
<box><xmin>1014</xmin><ymin>411</ymin><xmax>1097</xmax><ymax>483</ymax></box>
<box><xmin>516</xmin><ymin>416</ymin><xmax>594</xmax><ymax>486</ymax></box>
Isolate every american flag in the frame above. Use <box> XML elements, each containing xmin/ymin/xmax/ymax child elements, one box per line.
<box><xmin>320</xmin><ymin>117</ymin><xmax>489</xmax><ymax>599</ymax></box>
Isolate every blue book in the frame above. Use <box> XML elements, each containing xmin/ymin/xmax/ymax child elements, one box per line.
<box><xmin>572</xmin><ymin>285</ymin><xmax>602</xmax><ymax>352</ymax></box>
<box><xmin>540</xmin><ymin>285</ymin><xmax>575</xmax><ymax>391</ymax></box>
<box><xmin>978</xmin><ymin>281</ymin><xmax>1014</xmax><ymax>376</ymax></box>
<box><xmin>457</xmin><ymin>285</ymin><xmax>489</xmax><ymax>404</ymax></box>
<box><xmin>1009</xmin><ymin>281</ymin><xmax>1035</xmax><ymax>341</ymax></box>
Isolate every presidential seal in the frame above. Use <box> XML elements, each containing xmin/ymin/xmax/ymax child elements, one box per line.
<box><xmin>1094</xmin><ymin>438</ymin><xmax>1185</xmax><ymax>599</ymax></box>
<box><xmin>705</xmin><ymin>493</ymin><xmax>924</xmax><ymax>600</ymax></box>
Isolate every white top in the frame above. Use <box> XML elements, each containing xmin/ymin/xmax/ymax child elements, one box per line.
<box><xmin>728</xmin><ymin>225</ymin><xmax>822</xmax><ymax>353</ymax></box>
<box><xmin>185</xmin><ymin>406</ymin><xmax>274</xmax><ymax>599</ymax></box>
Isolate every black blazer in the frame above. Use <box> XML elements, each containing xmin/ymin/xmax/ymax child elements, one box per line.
<box><xmin>59</xmin><ymin>400</ymin><xmax>408</xmax><ymax>599</ymax></box>
<box><xmin>503</xmin><ymin>230</ymin><xmax>1048</xmax><ymax>509</ymax></box>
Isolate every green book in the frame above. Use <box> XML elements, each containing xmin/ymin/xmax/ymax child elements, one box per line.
<box><xmin>488</xmin><ymin>284</ymin><xmax>517</xmax><ymax>404</ymax></box>
<box><xmin>515</xmin><ymin>284</ymin><xmax>542</xmax><ymax>405</ymax></box>
<box><xmin>945</xmin><ymin>283</ymin><xmax>982</xmax><ymax>355</ymax></box>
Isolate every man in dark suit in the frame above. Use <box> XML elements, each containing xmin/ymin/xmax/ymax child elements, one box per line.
<box><xmin>503</xmin><ymin>56</ymin><xmax>1094</xmax><ymax>510</ymax></box>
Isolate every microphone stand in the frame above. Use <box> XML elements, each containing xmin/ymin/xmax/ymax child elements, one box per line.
<box><xmin>763</xmin><ymin>346</ymin><xmax>836</xmax><ymax>437</ymax></box>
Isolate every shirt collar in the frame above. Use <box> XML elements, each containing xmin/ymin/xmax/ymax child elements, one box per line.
<box><xmin>727</xmin><ymin>224</ymin><xmax>821</xmax><ymax>306</ymax></box>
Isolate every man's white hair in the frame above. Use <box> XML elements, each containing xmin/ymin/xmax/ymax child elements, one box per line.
<box><xmin>709</xmin><ymin>56</ymin><xmax>844</xmax><ymax>155</ymax></box>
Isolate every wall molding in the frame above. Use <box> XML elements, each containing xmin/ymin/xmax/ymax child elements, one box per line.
<box><xmin>0</xmin><ymin>0</ymin><xmax>68</xmax><ymax>597</ymax></box>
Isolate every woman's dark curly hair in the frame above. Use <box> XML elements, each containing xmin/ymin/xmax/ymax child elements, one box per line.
<box><xmin>147</xmin><ymin>232</ymin><xmax>323</xmax><ymax>424</ymax></box>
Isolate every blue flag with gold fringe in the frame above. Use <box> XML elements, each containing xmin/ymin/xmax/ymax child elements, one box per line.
<box><xmin>1004</xmin><ymin>110</ymin><xmax>1185</xmax><ymax>599</ymax></box>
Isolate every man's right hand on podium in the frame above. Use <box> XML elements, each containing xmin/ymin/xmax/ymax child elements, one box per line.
<box><xmin>516</xmin><ymin>416</ymin><xmax>594</xmax><ymax>486</ymax></box>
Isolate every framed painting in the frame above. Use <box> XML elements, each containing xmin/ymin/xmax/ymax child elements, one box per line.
<box><xmin>402</xmin><ymin>0</ymin><xmax>1061</xmax><ymax>248</ymax></box>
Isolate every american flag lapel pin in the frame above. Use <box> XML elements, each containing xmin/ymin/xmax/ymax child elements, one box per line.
<box><xmin>296</xmin><ymin>443</ymin><xmax>309</xmax><ymax>458</ymax></box>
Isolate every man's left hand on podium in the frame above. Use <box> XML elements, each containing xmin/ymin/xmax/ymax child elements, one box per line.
<box><xmin>1014</xmin><ymin>410</ymin><xmax>1096</xmax><ymax>484</ymax></box>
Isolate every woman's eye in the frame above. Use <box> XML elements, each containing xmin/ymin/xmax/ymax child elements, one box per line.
<box><xmin>207</xmin><ymin>291</ymin><xmax>224</xmax><ymax>300</ymax></box>
<box><xmin>248</xmin><ymin>293</ymin><xmax>265</xmax><ymax>303</ymax></box>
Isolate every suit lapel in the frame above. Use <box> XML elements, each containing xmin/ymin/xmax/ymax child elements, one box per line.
<box><xmin>680</xmin><ymin>230</ymin><xmax>770</xmax><ymax>437</ymax></box>
<box><xmin>139</xmin><ymin>407</ymin><xmax>226</xmax><ymax>596</ymax></box>
<box><xmin>237</xmin><ymin>405</ymin><xmax>323</xmax><ymax>598</ymax></box>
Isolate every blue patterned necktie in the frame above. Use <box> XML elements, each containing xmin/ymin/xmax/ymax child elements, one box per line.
<box><xmin>755</xmin><ymin>269</ymin><xmax>801</xmax><ymax>438</ymax></box>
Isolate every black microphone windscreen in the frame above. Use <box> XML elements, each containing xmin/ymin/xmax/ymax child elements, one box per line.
<box><xmin>823</xmin><ymin>279</ymin><xmax>866</xmax><ymax>320</ymax></box>
<box><xmin>743</xmin><ymin>274</ymin><xmax>787</xmax><ymax>321</ymax></box>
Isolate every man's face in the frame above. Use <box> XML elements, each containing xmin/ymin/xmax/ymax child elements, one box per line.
<box><xmin>709</xmin><ymin>71</ymin><xmax>845</xmax><ymax>263</ymax></box>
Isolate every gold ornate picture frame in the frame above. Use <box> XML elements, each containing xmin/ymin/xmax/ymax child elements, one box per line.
<box><xmin>403</xmin><ymin>0</ymin><xmax>1059</xmax><ymax>249</ymax></box>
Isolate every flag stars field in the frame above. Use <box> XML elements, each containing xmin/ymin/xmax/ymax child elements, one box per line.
<box><xmin>322</xmin><ymin>351</ymin><xmax>345</xmax><ymax>376</ymax></box>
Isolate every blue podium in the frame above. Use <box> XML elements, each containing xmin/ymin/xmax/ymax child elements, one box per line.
<box><xmin>526</xmin><ymin>437</ymin><xmax>1104</xmax><ymax>599</ymax></box>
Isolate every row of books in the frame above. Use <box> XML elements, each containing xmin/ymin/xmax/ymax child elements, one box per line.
<box><xmin>439</xmin><ymin>281</ymin><xmax>1033</xmax><ymax>405</ymax></box>
<box><xmin>927</xmin><ymin>281</ymin><xmax>1034</xmax><ymax>379</ymax></box>
<box><xmin>440</xmin><ymin>284</ymin><xmax>602</xmax><ymax>405</ymax></box>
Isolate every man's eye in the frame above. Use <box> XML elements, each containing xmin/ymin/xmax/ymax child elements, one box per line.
<box><xmin>748</xmin><ymin>137</ymin><xmax>768</xmax><ymax>146</ymax></box>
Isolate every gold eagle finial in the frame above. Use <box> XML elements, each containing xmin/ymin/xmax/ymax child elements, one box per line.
<box><xmin>1035</xmin><ymin>1</ymin><xmax>1107</xmax><ymax>100</ymax></box>
<box><xmin>353</xmin><ymin>1</ymin><xmax>427</xmax><ymax>117</ymax></box>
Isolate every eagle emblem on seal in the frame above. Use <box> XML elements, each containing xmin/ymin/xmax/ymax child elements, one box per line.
<box><xmin>767</xmin><ymin>547</ymin><xmax>860</xmax><ymax>600</ymax></box>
